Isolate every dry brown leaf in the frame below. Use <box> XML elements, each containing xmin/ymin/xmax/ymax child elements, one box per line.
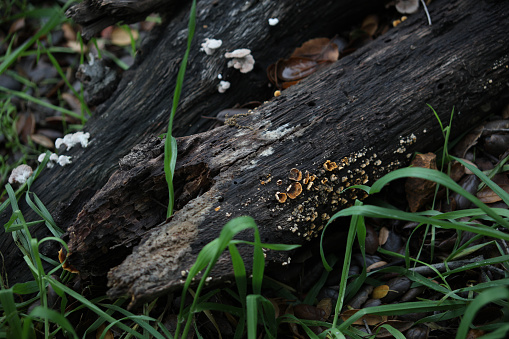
<box><xmin>277</xmin><ymin>57</ymin><xmax>319</xmax><ymax>82</ymax></box>
<box><xmin>293</xmin><ymin>304</ymin><xmax>326</xmax><ymax>321</ymax></box>
<box><xmin>16</xmin><ymin>113</ymin><xmax>35</xmax><ymax>144</ymax></box>
<box><xmin>340</xmin><ymin>309</ymin><xmax>386</xmax><ymax>326</ymax></box>
<box><xmin>110</xmin><ymin>26</ymin><xmax>139</xmax><ymax>46</ymax></box>
<box><xmin>452</xmin><ymin>126</ymin><xmax>483</xmax><ymax>157</ymax></box>
<box><xmin>61</xmin><ymin>23</ymin><xmax>76</xmax><ymax>42</ymax></box>
<box><xmin>62</xmin><ymin>92</ymin><xmax>82</xmax><ymax>113</ymax></box>
<box><xmin>365</xmin><ymin>223</ymin><xmax>379</xmax><ymax>255</ymax></box>
<box><xmin>285</xmin><ymin>306</ymin><xmax>306</xmax><ymax>339</ymax></box>
<box><xmin>96</xmin><ymin>324</ymin><xmax>114</xmax><ymax>339</ymax></box>
<box><xmin>466</xmin><ymin>329</ymin><xmax>485</xmax><ymax>339</ymax></box>
<box><xmin>374</xmin><ymin>320</ymin><xmax>414</xmax><ymax>338</ymax></box>
<box><xmin>449</xmin><ymin>161</ymin><xmax>466</xmax><ymax>181</ymax></box>
<box><xmin>372</xmin><ymin>285</ymin><xmax>390</xmax><ymax>299</ymax></box>
<box><xmin>291</xmin><ymin>37</ymin><xmax>339</xmax><ymax>62</ymax></box>
<box><xmin>9</xmin><ymin>18</ymin><xmax>25</xmax><ymax>34</ymax></box>
<box><xmin>31</xmin><ymin>134</ymin><xmax>54</xmax><ymax>149</ymax></box>
<box><xmin>405</xmin><ymin>153</ymin><xmax>437</xmax><ymax>212</ymax></box>
<box><xmin>378</xmin><ymin>226</ymin><xmax>389</xmax><ymax>246</ymax></box>
<box><xmin>477</xmin><ymin>185</ymin><xmax>509</xmax><ymax>203</ymax></box>
<box><xmin>316</xmin><ymin>298</ymin><xmax>332</xmax><ymax>319</ymax></box>
<box><xmin>366</xmin><ymin>261</ymin><xmax>388</xmax><ymax>272</ymax></box>
<box><xmin>361</xmin><ymin>15</ymin><xmax>379</xmax><ymax>37</ymax></box>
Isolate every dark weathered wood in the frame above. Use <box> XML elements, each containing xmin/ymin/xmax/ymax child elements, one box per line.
<box><xmin>66</xmin><ymin>0</ymin><xmax>179</xmax><ymax>39</ymax></box>
<box><xmin>69</xmin><ymin>0</ymin><xmax>508</xmax><ymax>308</ymax></box>
<box><xmin>0</xmin><ymin>0</ymin><xmax>384</xmax><ymax>285</ymax></box>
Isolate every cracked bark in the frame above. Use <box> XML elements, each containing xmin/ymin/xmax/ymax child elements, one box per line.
<box><xmin>1</xmin><ymin>0</ymin><xmax>508</xmax><ymax>308</ymax></box>
<box><xmin>79</xmin><ymin>0</ymin><xmax>509</xmax><ymax>309</ymax></box>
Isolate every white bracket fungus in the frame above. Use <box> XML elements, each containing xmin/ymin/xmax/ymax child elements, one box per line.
<box><xmin>217</xmin><ymin>80</ymin><xmax>231</xmax><ymax>93</ymax></box>
<box><xmin>55</xmin><ymin>131</ymin><xmax>90</xmax><ymax>151</ymax></box>
<box><xmin>268</xmin><ymin>18</ymin><xmax>279</xmax><ymax>26</ymax></box>
<box><xmin>38</xmin><ymin>152</ymin><xmax>72</xmax><ymax>168</ymax></box>
<box><xmin>8</xmin><ymin>164</ymin><xmax>33</xmax><ymax>185</ymax></box>
<box><xmin>225</xmin><ymin>49</ymin><xmax>255</xmax><ymax>73</ymax></box>
<box><xmin>201</xmin><ymin>38</ymin><xmax>222</xmax><ymax>55</ymax></box>
<box><xmin>395</xmin><ymin>0</ymin><xmax>419</xmax><ymax>14</ymax></box>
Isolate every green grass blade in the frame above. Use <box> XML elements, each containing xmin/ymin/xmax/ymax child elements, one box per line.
<box><xmin>46</xmin><ymin>278</ymin><xmax>146</xmax><ymax>337</ymax></box>
<box><xmin>251</xmin><ymin>227</ymin><xmax>264</xmax><ymax>295</ymax></box>
<box><xmin>28</xmin><ymin>306</ymin><xmax>78</xmax><ymax>338</ymax></box>
<box><xmin>0</xmin><ymin>86</ymin><xmax>85</xmax><ymax>120</ymax></box>
<box><xmin>0</xmin><ymin>288</ymin><xmax>23</xmax><ymax>338</ymax></box>
<box><xmin>454</xmin><ymin>156</ymin><xmax>509</xmax><ymax>206</ymax></box>
<box><xmin>165</xmin><ymin>136</ymin><xmax>178</xmax><ymax>217</ymax></box>
<box><xmin>365</xmin><ymin>167</ymin><xmax>509</xmax><ymax>229</ymax></box>
<box><xmin>98</xmin><ymin>303</ymin><xmax>167</xmax><ymax>339</ymax></box>
<box><xmin>331</xmin><ymin>200</ymin><xmax>363</xmax><ymax>329</ymax></box>
<box><xmin>164</xmin><ymin>0</ymin><xmax>197</xmax><ymax>217</ymax></box>
<box><xmin>377</xmin><ymin>324</ymin><xmax>405</xmax><ymax>339</ymax></box>
<box><xmin>327</xmin><ymin>205</ymin><xmax>509</xmax><ymax>241</ymax></box>
<box><xmin>0</xmin><ymin>6</ymin><xmax>64</xmax><ymax>76</ymax></box>
<box><xmin>228</xmin><ymin>244</ymin><xmax>247</xmax><ymax>308</ymax></box>
<box><xmin>246</xmin><ymin>294</ymin><xmax>258</xmax><ymax>339</ymax></box>
<box><xmin>456</xmin><ymin>287</ymin><xmax>509</xmax><ymax>339</ymax></box>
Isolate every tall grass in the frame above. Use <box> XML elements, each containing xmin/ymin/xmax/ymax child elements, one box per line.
<box><xmin>163</xmin><ymin>0</ymin><xmax>197</xmax><ymax>218</ymax></box>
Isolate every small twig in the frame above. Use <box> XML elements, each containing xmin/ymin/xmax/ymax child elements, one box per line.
<box><xmin>408</xmin><ymin>255</ymin><xmax>484</xmax><ymax>276</ymax></box>
<box><xmin>420</xmin><ymin>0</ymin><xmax>432</xmax><ymax>25</ymax></box>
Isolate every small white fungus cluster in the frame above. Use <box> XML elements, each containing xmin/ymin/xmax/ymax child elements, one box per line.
<box><xmin>201</xmin><ymin>38</ymin><xmax>222</xmax><ymax>55</ymax></box>
<box><xmin>55</xmin><ymin>131</ymin><xmax>90</xmax><ymax>151</ymax></box>
<box><xmin>217</xmin><ymin>80</ymin><xmax>231</xmax><ymax>93</ymax></box>
<box><xmin>38</xmin><ymin>153</ymin><xmax>72</xmax><ymax>168</ymax></box>
<box><xmin>8</xmin><ymin>164</ymin><xmax>33</xmax><ymax>185</ymax></box>
<box><xmin>225</xmin><ymin>49</ymin><xmax>255</xmax><ymax>73</ymax></box>
<box><xmin>268</xmin><ymin>18</ymin><xmax>279</xmax><ymax>26</ymax></box>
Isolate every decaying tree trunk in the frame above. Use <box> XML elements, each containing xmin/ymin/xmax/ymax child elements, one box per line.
<box><xmin>1</xmin><ymin>0</ymin><xmax>508</xmax><ymax>308</ymax></box>
<box><xmin>75</xmin><ymin>0</ymin><xmax>509</xmax><ymax>309</ymax></box>
<box><xmin>2</xmin><ymin>0</ymin><xmax>383</xmax><ymax>284</ymax></box>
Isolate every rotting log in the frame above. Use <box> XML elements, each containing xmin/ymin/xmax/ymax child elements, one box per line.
<box><xmin>76</xmin><ymin>0</ymin><xmax>509</xmax><ymax>309</ymax></box>
<box><xmin>0</xmin><ymin>0</ymin><xmax>385</xmax><ymax>284</ymax></box>
<box><xmin>1</xmin><ymin>0</ymin><xmax>508</xmax><ymax>303</ymax></box>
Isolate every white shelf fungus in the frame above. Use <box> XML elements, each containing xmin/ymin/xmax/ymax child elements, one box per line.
<box><xmin>217</xmin><ymin>80</ymin><xmax>231</xmax><ymax>93</ymax></box>
<box><xmin>8</xmin><ymin>164</ymin><xmax>33</xmax><ymax>185</ymax></box>
<box><xmin>268</xmin><ymin>18</ymin><xmax>279</xmax><ymax>26</ymax></box>
<box><xmin>56</xmin><ymin>131</ymin><xmax>90</xmax><ymax>151</ymax></box>
<box><xmin>38</xmin><ymin>152</ymin><xmax>72</xmax><ymax>168</ymax></box>
<box><xmin>225</xmin><ymin>49</ymin><xmax>255</xmax><ymax>73</ymax></box>
<box><xmin>201</xmin><ymin>38</ymin><xmax>223</xmax><ymax>55</ymax></box>
<box><xmin>57</xmin><ymin>155</ymin><xmax>72</xmax><ymax>167</ymax></box>
<box><xmin>395</xmin><ymin>0</ymin><xmax>419</xmax><ymax>14</ymax></box>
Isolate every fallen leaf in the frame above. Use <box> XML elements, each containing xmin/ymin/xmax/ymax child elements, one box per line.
<box><xmin>96</xmin><ymin>323</ymin><xmax>114</xmax><ymax>339</ymax></box>
<box><xmin>291</xmin><ymin>37</ymin><xmax>339</xmax><ymax>62</ymax></box>
<box><xmin>277</xmin><ymin>57</ymin><xmax>320</xmax><ymax>82</ymax></box>
<box><xmin>61</xmin><ymin>92</ymin><xmax>82</xmax><ymax>113</ymax></box>
<box><xmin>61</xmin><ymin>23</ymin><xmax>76</xmax><ymax>42</ymax></box>
<box><xmin>452</xmin><ymin>125</ymin><xmax>483</xmax><ymax>158</ymax></box>
<box><xmin>110</xmin><ymin>26</ymin><xmax>139</xmax><ymax>46</ymax></box>
<box><xmin>9</xmin><ymin>18</ymin><xmax>25</xmax><ymax>34</ymax></box>
<box><xmin>316</xmin><ymin>298</ymin><xmax>332</xmax><ymax>319</ymax></box>
<box><xmin>367</xmin><ymin>261</ymin><xmax>388</xmax><ymax>272</ymax></box>
<box><xmin>405</xmin><ymin>153</ymin><xmax>437</xmax><ymax>212</ymax></box>
<box><xmin>372</xmin><ymin>285</ymin><xmax>390</xmax><ymax>299</ymax></box>
<box><xmin>293</xmin><ymin>304</ymin><xmax>326</xmax><ymax>321</ymax></box>
<box><xmin>477</xmin><ymin>185</ymin><xmax>509</xmax><ymax>203</ymax></box>
<box><xmin>361</xmin><ymin>15</ymin><xmax>379</xmax><ymax>38</ymax></box>
<box><xmin>374</xmin><ymin>320</ymin><xmax>414</xmax><ymax>338</ymax></box>
<box><xmin>16</xmin><ymin>112</ymin><xmax>35</xmax><ymax>144</ymax></box>
<box><xmin>31</xmin><ymin>133</ymin><xmax>54</xmax><ymax>148</ymax></box>
<box><xmin>340</xmin><ymin>309</ymin><xmax>386</xmax><ymax>326</ymax></box>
